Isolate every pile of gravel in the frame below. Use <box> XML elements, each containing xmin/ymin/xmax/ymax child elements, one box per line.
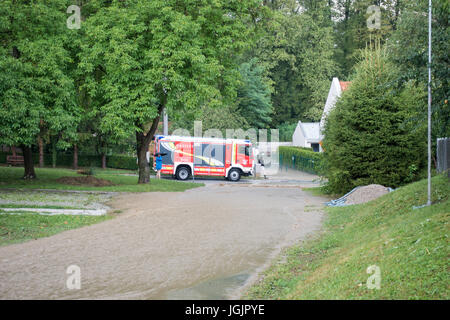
<box><xmin>344</xmin><ymin>184</ymin><xmax>390</xmax><ymax>205</ymax></box>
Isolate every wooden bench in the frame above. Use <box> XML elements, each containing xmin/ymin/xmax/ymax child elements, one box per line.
<box><xmin>6</xmin><ymin>155</ymin><xmax>24</xmax><ymax>166</ymax></box>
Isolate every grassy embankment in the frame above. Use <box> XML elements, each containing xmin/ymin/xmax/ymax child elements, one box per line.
<box><xmin>0</xmin><ymin>166</ymin><xmax>203</xmax><ymax>246</ymax></box>
<box><xmin>246</xmin><ymin>174</ymin><xmax>449</xmax><ymax>299</ymax></box>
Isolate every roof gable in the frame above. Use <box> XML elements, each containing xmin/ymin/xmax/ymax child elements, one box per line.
<box><xmin>299</xmin><ymin>122</ymin><xmax>320</xmax><ymax>141</ymax></box>
<box><xmin>340</xmin><ymin>81</ymin><xmax>351</xmax><ymax>92</ymax></box>
<box><xmin>320</xmin><ymin>78</ymin><xmax>351</xmax><ymax>130</ymax></box>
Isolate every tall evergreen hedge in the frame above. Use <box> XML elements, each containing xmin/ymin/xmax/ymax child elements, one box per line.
<box><xmin>322</xmin><ymin>47</ymin><xmax>427</xmax><ymax>194</ymax></box>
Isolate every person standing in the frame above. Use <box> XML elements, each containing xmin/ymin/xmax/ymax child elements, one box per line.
<box><xmin>257</xmin><ymin>152</ymin><xmax>267</xmax><ymax>179</ymax></box>
<box><xmin>155</xmin><ymin>154</ymin><xmax>163</xmax><ymax>179</ymax></box>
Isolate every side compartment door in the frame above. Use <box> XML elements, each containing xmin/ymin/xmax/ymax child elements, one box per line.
<box><xmin>236</xmin><ymin>144</ymin><xmax>249</xmax><ymax>166</ymax></box>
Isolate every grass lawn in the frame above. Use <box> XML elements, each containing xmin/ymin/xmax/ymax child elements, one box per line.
<box><xmin>0</xmin><ymin>166</ymin><xmax>203</xmax><ymax>192</ymax></box>
<box><xmin>0</xmin><ymin>212</ymin><xmax>112</xmax><ymax>246</ymax></box>
<box><xmin>245</xmin><ymin>174</ymin><xmax>449</xmax><ymax>300</ymax></box>
<box><xmin>0</xmin><ymin>204</ymin><xmax>84</xmax><ymax>209</ymax></box>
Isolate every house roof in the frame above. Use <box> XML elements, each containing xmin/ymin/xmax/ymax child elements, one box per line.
<box><xmin>339</xmin><ymin>81</ymin><xmax>351</xmax><ymax>92</ymax></box>
<box><xmin>298</xmin><ymin>122</ymin><xmax>320</xmax><ymax>142</ymax></box>
<box><xmin>292</xmin><ymin>78</ymin><xmax>351</xmax><ymax>144</ymax></box>
<box><xmin>320</xmin><ymin>78</ymin><xmax>351</xmax><ymax>132</ymax></box>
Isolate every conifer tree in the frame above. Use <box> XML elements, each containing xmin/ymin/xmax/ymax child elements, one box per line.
<box><xmin>323</xmin><ymin>46</ymin><xmax>427</xmax><ymax>194</ymax></box>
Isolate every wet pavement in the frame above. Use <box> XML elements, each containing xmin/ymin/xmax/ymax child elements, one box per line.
<box><xmin>0</xmin><ymin>170</ymin><xmax>327</xmax><ymax>299</ymax></box>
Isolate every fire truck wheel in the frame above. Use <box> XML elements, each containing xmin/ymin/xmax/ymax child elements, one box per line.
<box><xmin>176</xmin><ymin>166</ymin><xmax>191</xmax><ymax>181</ymax></box>
<box><xmin>228</xmin><ymin>169</ymin><xmax>241</xmax><ymax>182</ymax></box>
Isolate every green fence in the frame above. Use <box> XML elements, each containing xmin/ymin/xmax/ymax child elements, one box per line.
<box><xmin>0</xmin><ymin>152</ymin><xmax>145</xmax><ymax>171</ymax></box>
<box><xmin>279</xmin><ymin>146</ymin><xmax>323</xmax><ymax>175</ymax></box>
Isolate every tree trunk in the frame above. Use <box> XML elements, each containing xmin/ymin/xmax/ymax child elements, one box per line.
<box><xmin>22</xmin><ymin>145</ymin><xmax>36</xmax><ymax>179</ymax></box>
<box><xmin>51</xmin><ymin>139</ymin><xmax>57</xmax><ymax>168</ymax></box>
<box><xmin>38</xmin><ymin>136</ymin><xmax>44</xmax><ymax>168</ymax></box>
<box><xmin>136</xmin><ymin>101</ymin><xmax>165</xmax><ymax>184</ymax></box>
<box><xmin>137</xmin><ymin>132</ymin><xmax>150</xmax><ymax>184</ymax></box>
<box><xmin>73</xmin><ymin>144</ymin><xmax>78</xmax><ymax>170</ymax></box>
<box><xmin>11</xmin><ymin>146</ymin><xmax>16</xmax><ymax>157</ymax></box>
<box><xmin>101</xmin><ymin>153</ymin><xmax>106</xmax><ymax>169</ymax></box>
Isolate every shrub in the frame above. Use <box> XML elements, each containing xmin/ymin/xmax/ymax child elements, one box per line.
<box><xmin>279</xmin><ymin>146</ymin><xmax>323</xmax><ymax>174</ymax></box>
<box><xmin>107</xmin><ymin>155</ymin><xmax>140</xmax><ymax>170</ymax></box>
<box><xmin>1</xmin><ymin>151</ymin><xmax>142</xmax><ymax>171</ymax></box>
<box><xmin>0</xmin><ymin>152</ymin><xmax>7</xmax><ymax>163</ymax></box>
<box><xmin>322</xmin><ymin>47</ymin><xmax>427</xmax><ymax>194</ymax></box>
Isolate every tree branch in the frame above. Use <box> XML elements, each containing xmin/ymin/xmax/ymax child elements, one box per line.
<box><xmin>144</xmin><ymin>96</ymin><xmax>167</xmax><ymax>146</ymax></box>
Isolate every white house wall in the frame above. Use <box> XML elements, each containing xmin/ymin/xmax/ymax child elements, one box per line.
<box><xmin>320</xmin><ymin>77</ymin><xmax>342</xmax><ymax>133</ymax></box>
<box><xmin>292</xmin><ymin>123</ymin><xmax>307</xmax><ymax>148</ymax></box>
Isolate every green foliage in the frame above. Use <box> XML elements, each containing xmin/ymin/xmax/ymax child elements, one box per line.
<box><xmin>107</xmin><ymin>155</ymin><xmax>139</xmax><ymax>171</ymax></box>
<box><xmin>251</xmin><ymin>0</ymin><xmax>337</xmax><ymax>125</ymax></box>
<box><xmin>296</xmin><ymin>5</ymin><xmax>338</xmax><ymax>121</ymax></box>
<box><xmin>79</xmin><ymin>0</ymin><xmax>263</xmax><ymax>140</ymax></box>
<box><xmin>323</xmin><ymin>47</ymin><xmax>427</xmax><ymax>194</ymax></box>
<box><xmin>333</xmin><ymin>0</ymin><xmax>404</xmax><ymax>79</ymax></box>
<box><xmin>388</xmin><ymin>0</ymin><xmax>450</xmax><ymax>138</ymax></box>
<box><xmin>170</xmin><ymin>103</ymin><xmax>248</xmax><ymax>137</ymax></box>
<box><xmin>277</xmin><ymin>122</ymin><xmax>297</xmax><ymax>142</ymax></box>
<box><xmin>279</xmin><ymin>146</ymin><xmax>323</xmax><ymax>174</ymax></box>
<box><xmin>237</xmin><ymin>59</ymin><xmax>273</xmax><ymax>129</ymax></box>
<box><xmin>0</xmin><ymin>0</ymin><xmax>80</xmax><ymax>148</ymax></box>
<box><xmin>77</xmin><ymin>0</ymin><xmax>265</xmax><ymax>182</ymax></box>
<box><xmin>0</xmin><ymin>152</ymin><xmax>142</xmax><ymax>170</ymax></box>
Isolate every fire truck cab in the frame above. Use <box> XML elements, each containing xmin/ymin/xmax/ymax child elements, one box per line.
<box><xmin>152</xmin><ymin>135</ymin><xmax>254</xmax><ymax>182</ymax></box>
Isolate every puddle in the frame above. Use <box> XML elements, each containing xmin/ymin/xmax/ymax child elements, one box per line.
<box><xmin>164</xmin><ymin>273</ymin><xmax>251</xmax><ymax>300</ymax></box>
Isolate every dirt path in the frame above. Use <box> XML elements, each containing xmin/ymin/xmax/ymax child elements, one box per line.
<box><xmin>0</xmin><ymin>172</ymin><xmax>327</xmax><ymax>299</ymax></box>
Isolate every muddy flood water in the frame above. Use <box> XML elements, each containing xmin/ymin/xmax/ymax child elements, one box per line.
<box><xmin>0</xmin><ymin>171</ymin><xmax>327</xmax><ymax>299</ymax></box>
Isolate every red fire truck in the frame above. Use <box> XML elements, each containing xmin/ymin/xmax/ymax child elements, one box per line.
<box><xmin>152</xmin><ymin>135</ymin><xmax>254</xmax><ymax>181</ymax></box>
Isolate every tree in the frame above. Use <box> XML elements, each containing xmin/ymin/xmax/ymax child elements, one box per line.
<box><xmin>322</xmin><ymin>46</ymin><xmax>427</xmax><ymax>194</ymax></box>
<box><xmin>0</xmin><ymin>0</ymin><xmax>80</xmax><ymax>178</ymax></box>
<box><xmin>80</xmin><ymin>0</ymin><xmax>263</xmax><ymax>183</ymax></box>
<box><xmin>171</xmin><ymin>103</ymin><xmax>248</xmax><ymax>137</ymax></box>
<box><xmin>297</xmin><ymin>3</ymin><xmax>337</xmax><ymax>121</ymax></box>
<box><xmin>252</xmin><ymin>0</ymin><xmax>337</xmax><ymax>125</ymax></box>
<box><xmin>277</xmin><ymin>121</ymin><xmax>297</xmax><ymax>142</ymax></box>
<box><xmin>389</xmin><ymin>0</ymin><xmax>449</xmax><ymax>138</ymax></box>
<box><xmin>333</xmin><ymin>0</ymin><xmax>405</xmax><ymax>79</ymax></box>
<box><xmin>236</xmin><ymin>59</ymin><xmax>273</xmax><ymax>129</ymax></box>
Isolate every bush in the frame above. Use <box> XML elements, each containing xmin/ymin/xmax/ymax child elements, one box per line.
<box><xmin>322</xmin><ymin>47</ymin><xmax>427</xmax><ymax>194</ymax></box>
<box><xmin>0</xmin><ymin>152</ymin><xmax>7</xmax><ymax>163</ymax></box>
<box><xmin>107</xmin><ymin>155</ymin><xmax>140</xmax><ymax>170</ymax></box>
<box><xmin>279</xmin><ymin>146</ymin><xmax>323</xmax><ymax>174</ymax></box>
<box><xmin>1</xmin><ymin>151</ymin><xmax>141</xmax><ymax>171</ymax></box>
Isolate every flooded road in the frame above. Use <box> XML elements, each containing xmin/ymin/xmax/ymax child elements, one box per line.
<box><xmin>0</xmin><ymin>170</ymin><xmax>327</xmax><ymax>299</ymax></box>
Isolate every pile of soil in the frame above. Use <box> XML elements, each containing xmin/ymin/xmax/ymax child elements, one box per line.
<box><xmin>345</xmin><ymin>184</ymin><xmax>390</xmax><ymax>205</ymax></box>
<box><xmin>56</xmin><ymin>176</ymin><xmax>115</xmax><ymax>187</ymax></box>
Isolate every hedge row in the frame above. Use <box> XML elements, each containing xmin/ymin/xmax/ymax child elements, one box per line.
<box><xmin>278</xmin><ymin>146</ymin><xmax>323</xmax><ymax>174</ymax></box>
<box><xmin>0</xmin><ymin>152</ymin><xmax>147</xmax><ymax>171</ymax></box>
